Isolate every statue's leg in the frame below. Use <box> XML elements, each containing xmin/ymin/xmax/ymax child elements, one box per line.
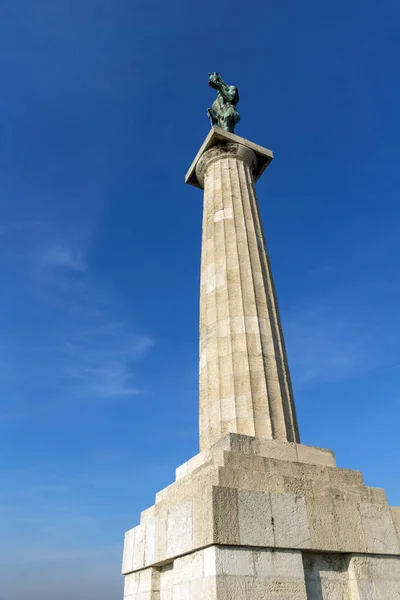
<box><xmin>224</xmin><ymin>108</ymin><xmax>239</xmax><ymax>133</ymax></box>
<box><xmin>222</xmin><ymin>113</ymin><xmax>233</xmax><ymax>132</ymax></box>
<box><xmin>208</xmin><ymin>109</ymin><xmax>217</xmax><ymax>126</ymax></box>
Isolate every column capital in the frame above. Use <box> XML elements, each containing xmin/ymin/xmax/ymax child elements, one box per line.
<box><xmin>185</xmin><ymin>126</ymin><xmax>274</xmax><ymax>190</ymax></box>
<box><xmin>195</xmin><ymin>143</ymin><xmax>257</xmax><ymax>189</ymax></box>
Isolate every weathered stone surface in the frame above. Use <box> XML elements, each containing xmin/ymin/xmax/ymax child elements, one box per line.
<box><xmin>270</xmin><ymin>492</ymin><xmax>310</xmax><ymax>549</ymax></box>
<box><xmin>166</xmin><ymin>500</ymin><xmax>193</xmax><ymax>557</ymax></box>
<box><xmin>237</xmin><ymin>489</ymin><xmax>274</xmax><ymax>547</ymax></box>
<box><xmin>214</xmin><ymin>547</ymin><xmax>308</xmax><ymax>600</ymax></box>
<box><xmin>348</xmin><ymin>555</ymin><xmax>400</xmax><ymax>599</ymax></box>
<box><xmin>212</xmin><ymin>486</ymin><xmax>240</xmax><ymax>545</ymax></box>
<box><xmin>123</xmin><ymin>442</ymin><xmax>399</xmax><ymax>579</ymax></box>
<box><xmin>175</xmin><ymin>434</ymin><xmax>336</xmax><ymax>482</ymax></box>
<box><xmin>392</xmin><ymin>506</ymin><xmax>400</xmax><ymax>543</ymax></box>
<box><xmin>122</xmin><ymin>528</ymin><xmax>135</xmax><ymax>575</ymax></box>
<box><xmin>122</xmin><ymin>551</ymin><xmax>400</xmax><ymax>600</ymax></box>
<box><xmin>304</xmin><ymin>553</ymin><xmax>351</xmax><ymax>600</ymax></box>
<box><xmin>124</xmin><ymin>567</ymin><xmax>158</xmax><ymax>599</ymax></box>
<box><xmin>359</xmin><ymin>502</ymin><xmax>400</xmax><ymax>554</ymax></box>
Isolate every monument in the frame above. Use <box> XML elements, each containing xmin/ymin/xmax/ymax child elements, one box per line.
<box><xmin>122</xmin><ymin>74</ymin><xmax>400</xmax><ymax>599</ymax></box>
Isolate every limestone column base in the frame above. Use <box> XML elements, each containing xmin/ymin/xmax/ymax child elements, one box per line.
<box><xmin>122</xmin><ymin>435</ymin><xmax>400</xmax><ymax>599</ymax></box>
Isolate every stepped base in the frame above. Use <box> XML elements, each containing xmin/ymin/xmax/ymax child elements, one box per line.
<box><xmin>122</xmin><ymin>434</ymin><xmax>400</xmax><ymax>599</ymax></box>
<box><xmin>125</xmin><ymin>548</ymin><xmax>400</xmax><ymax>599</ymax></box>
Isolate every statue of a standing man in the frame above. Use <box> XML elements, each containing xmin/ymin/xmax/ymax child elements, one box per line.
<box><xmin>207</xmin><ymin>72</ymin><xmax>240</xmax><ymax>133</ymax></box>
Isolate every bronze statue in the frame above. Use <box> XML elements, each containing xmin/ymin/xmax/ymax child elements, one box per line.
<box><xmin>207</xmin><ymin>73</ymin><xmax>240</xmax><ymax>133</ymax></box>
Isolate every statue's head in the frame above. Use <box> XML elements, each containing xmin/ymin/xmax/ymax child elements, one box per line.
<box><xmin>208</xmin><ymin>72</ymin><xmax>224</xmax><ymax>90</ymax></box>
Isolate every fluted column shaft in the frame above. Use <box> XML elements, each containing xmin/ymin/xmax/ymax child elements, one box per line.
<box><xmin>197</xmin><ymin>142</ymin><xmax>299</xmax><ymax>451</ymax></box>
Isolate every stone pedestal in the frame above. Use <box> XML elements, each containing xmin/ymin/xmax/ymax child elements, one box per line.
<box><xmin>122</xmin><ymin>128</ymin><xmax>400</xmax><ymax>599</ymax></box>
<box><xmin>123</xmin><ymin>434</ymin><xmax>400</xmax><ymax>599</ymax></box>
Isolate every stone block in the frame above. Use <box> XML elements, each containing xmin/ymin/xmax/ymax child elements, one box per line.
<box><xmin>360</xmin><ymin>487</ymin><xmax>387</xmax><ymax>505</ymax></box>
<box><xmin>159</xmin><ymin>563</ymin><xmax>174</xmax><ymax>600</ymax></box>
<box><xmin>172</xmin><ymin>582</ymin><xmax>190</xmax><ymax>600</ymax></box>
<box><xmin>215</xmin><ymin>575</ymin><xmax>246</xmax><ymax>600</ymax></box>
<box><xmin>333</xmin><ymin>498</ymin><xmax>365</xmax><ymax>553</ymax></box>
<box><xmin>349</xmin><ymin>555</ymin><xmax>400</xmax><ymax>581</ymax></box>
<box><xmin>193</xmin><ymin>487</ymin><xmax>214</xmax><ymax>548</ymax></box>
<box><xmin>216</xmin><ymin>546</ymin><xmax>255</xmax><ymax>576</ymax></box>
<box><xmin>392</xmin><ymin>506</ymin><xmax>400</xmax><ymax>542</ymax></box>
<box><xmin>156</xmin><ymin>484</ymin><xmax>172</xmax><ymax>504</ymax></box>
<box><xmin>127</xmin><ymin>594</ymin><xmax>153</xmax><ymax>600</ymax></box>
<box><xmin>237</xmin><ymin>489</ymin><xmax>274</xmax><ymax>546</ymax></box>
<box><xmin>353</xmin><ymin>580</ymin><xmax>376</xmax><ymax>600</ymax></box>
<box><xmin>235</xmin><ymin>394</ymin><xmax>252</xmax><ymax>419</ymax></box>
<box><xmin>270</xmin><ymin>492</ymin><xmax>311</xmax><ymax>548</ymax></box>
<box><xmin>220</xmin><ymin>396</ymin><xmax>236</xmax><ymax>421</ymax></box>
<box><xmin>359</xmin><ymin>502</ymin><xmax>400</xmax><ymax>554</ymax></box>
<box><xmin>172</xmin><ymin>552</ymin><xmax>203</xmax><ymax>585</ymax></box>
<box><xmin>140</xmin><ymin>505</ymin><xmax>155</xmax><ymax>525</ymax></box>
<box><xmin>175</xmin><ymin>452</ymin><xmax>206</xmax><ymax>480</ymax></box>
<box><xmin>212</xmin><ymin>434</ymin><xmax>336</xmax><ymax>468</ymax></box>
<box><xmin>124</xmin><ymin>568</ymin><xmax>156</xmax><ymax>598</ymax></box>
<box><xmin>212</xmin><ymin>486</ymin><xmax>240</xmax><ymax>545</ymax></box>
<box><xmin>132</xmin><ymin>524</ymin><xmax>145</xmax><ymax>570</ymax></box>
<box><xmin>328</xmin><ymin>468</ymin><xmax>364</xmax><ymax>487</ymax></box>
<box><xmin>311</xmin><ymin>479</ymin><xmax>345</xmax><ymax>501</ymax></box>
<box><xmin>283</xmin><ymin>475</ymin><xmax>313</xmax><ymax>497</ymax></box>
<box><xmin>306</xmin><ymin>495</ymin><xmax>337</xmax><ymax>551</ymax></box>
<box><xmin>212</xmin><ymin>433</ymin><xmax>255</xmax><ymax>454</ymax></box>
<box><xmin>124</xmin><ymin>572</ymin><xmax>138</xmax><ymax>597</ymax></box>
<box><xmin>303</xmin><ymin>553</ymin><xmax>351</xmax><ymax>600</ymax></box>
<box><xmin>266</xmin><ymin>457</ymin><xmax>330</xmax><ymax>482</ymax></box>
<box><xmin>254</xmin><ymin>415</ymin><xmax>274</xmax><ymax>438</ymax></box>
<box><xmin>122</xmin><ymin>528</ymin><xmax>135</xmax><ymax>574</ymax></box>
<box><xmin>155</xmin><ymin>513</ymin><xmax>168</xmax><ymax>564</ymax></box>
<box><xmin>257</xmin><ymin>437</ymin><xmax>298</xmax><ymax>462</ymax></box>
<box><xmin>204</xmin><ymin>547</ymin><xmax>217</xmax><ymax>577</ymax></box>
<box><xmin>348</xmin><ymin>555</ymin><xmax>400</xmax><ymax>599</ymax></box>
<box><xmin>296</xmin><ymin>444</ymin><xmax>336</xmax><ymax>467</ymax></box>
<box><xmin>253</xmin><ymin>548</ymin><xmax>304</xmax><ymax>579</ymax></box>
<box><xmin>265</xmin><ymin>457</ymin><xmax>300</xmax><ymax>478</ymax></box>
<box><xmin>374</xmin><ymin>580</ymin><xmax>400</xmax><ymax>597</ymax></box>
<box><xmin>223</xmin><ymin>451</ymin><xmax>267</xmax><ymax>472</ymax></box>
<box><xmin>234</xmin><ymin>417</ymin><xmax>256</xmax><ymax>437</ymax></box>
<box><xmin>144</xmin><ymin>518</ymin><xmax>156</xmax><ymax>566</ymax></box>
<box><xmin>248</xmin><ymin>580</ymin><xmax>308</xmax><ymax>600</ymax></box>
<box><xmin>218</xmin><ymin>462</ymin><xmax>284</xmax><ymax>493</ymax></box>
<box><xmin>189</xmin><ymin>576</ymin><xmax>217</xmax><ymax>600</ymax></box>
<box><xmin>167</xmin><ymin>500</ymin><xmax>193</xmax><ymax>558</ymax></box>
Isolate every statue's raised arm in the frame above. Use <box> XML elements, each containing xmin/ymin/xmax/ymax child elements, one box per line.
<box><xmin>207</xmin><ymin>72</ymin><xmax>240</xmax><ymax>133</ymax></box>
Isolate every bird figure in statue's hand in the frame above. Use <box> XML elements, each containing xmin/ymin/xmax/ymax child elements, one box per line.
<box><xmin>207</xmin><ymin>72</ymin><xmax>240</xmax><ymax>133</ymax></box>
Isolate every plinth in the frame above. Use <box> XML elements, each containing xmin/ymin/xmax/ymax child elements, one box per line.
<box><xmin>122</xmin><ymin>128</ymin><xmax>400</xmax><ymax>599</ymax></box>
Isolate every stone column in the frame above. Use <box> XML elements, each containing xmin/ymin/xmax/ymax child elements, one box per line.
<box><xmin>123</xmin><ymin>127</ymin><xmax>400</xmax><ymax>600</ymax></box>
<box><xmin>186</xmin><ymin>128</ymin><xmax>300</xmax><ymax>451</ymax></box>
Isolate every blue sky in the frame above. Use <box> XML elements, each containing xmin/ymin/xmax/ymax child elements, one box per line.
<box><xmin>0</xmin><ymin>0</ymin><xmax>400</xmax><ymax>598</ymax></box>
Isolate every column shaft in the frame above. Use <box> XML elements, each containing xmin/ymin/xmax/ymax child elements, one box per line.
<box><xmin>198</xmin><ymin>143</ymin><xmax>299</xmax><ymax>450</ymax></box>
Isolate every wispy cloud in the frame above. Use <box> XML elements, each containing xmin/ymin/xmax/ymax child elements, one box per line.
<box><xmin>38</xmin><ymin>246</ymin><xmax>87</xmax><ymax>271</ymax></box>
<box><xmin>63</xmin><ymin>323</ymin><xmax>153</xmax><ymax>398</ymax></box>
<box><xmin>34</xmin><ymin>253</ymin><xmax>154</xmax><ymax>400</ymax></box>
<box><xmin>0</xmin><ymin>220</ymin><xmax>154</xmax><ymax>406</ymax></box>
